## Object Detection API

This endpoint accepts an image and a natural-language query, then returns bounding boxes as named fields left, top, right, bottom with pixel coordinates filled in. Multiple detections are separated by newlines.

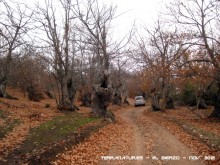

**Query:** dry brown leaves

left=136, top=115, right=155, bottom=158
left=53, top=113, right=133, bottom=165
left=147, top=108, right=220, bottom=165
left=0, top=122, right=40, bottom=156
left=164, top=107, right=220, bottom=136
left=0, top=88, right=60, bottom=157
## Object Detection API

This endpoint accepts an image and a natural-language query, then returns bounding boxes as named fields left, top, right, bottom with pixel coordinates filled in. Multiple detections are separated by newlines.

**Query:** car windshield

left=135, top=96, right=144, bottom=100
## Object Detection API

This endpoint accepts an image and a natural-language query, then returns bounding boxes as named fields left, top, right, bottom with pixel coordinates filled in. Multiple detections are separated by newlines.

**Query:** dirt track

left=101, top=106, right=205, bottom=165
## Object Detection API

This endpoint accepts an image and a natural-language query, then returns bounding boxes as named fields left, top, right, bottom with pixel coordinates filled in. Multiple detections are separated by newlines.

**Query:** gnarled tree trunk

left=67, top=78, right=77, bottom=111
left=81, top=91, right=92, bottom=107
left=210, top=82, right=220, bottom=118
left=57, top=77, right=78, bottom=111
left=165, top=97, right=175, bottom=109
left=0, top=76, right=7, bottom=98
left=196, top=89, right=207, bottom=109
left=151, top=88, right=160, bottom=111
left=92, top=70, right=113, bottom=119
left=112, top=83, right=122, bottom=105
left=123, top=96, right=130, bottom=105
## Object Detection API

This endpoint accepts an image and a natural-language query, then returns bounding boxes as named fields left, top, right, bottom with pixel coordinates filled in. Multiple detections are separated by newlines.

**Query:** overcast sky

left=108, top=0, right=170, bottom=38
left=111, top=0, right=168, bottom=24
left=2, top=0, right=171, bottom=42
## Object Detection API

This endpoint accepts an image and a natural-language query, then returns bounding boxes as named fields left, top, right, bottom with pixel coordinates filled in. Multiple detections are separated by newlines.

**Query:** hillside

left=0, top=89, right=219, bottom=164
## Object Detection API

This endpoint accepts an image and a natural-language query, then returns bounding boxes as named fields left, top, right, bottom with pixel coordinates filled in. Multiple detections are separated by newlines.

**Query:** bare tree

left=169, top=0, right=220, bottom=118
left=0, top=0, right=33, bottom=98
left=73, top=0, right=116, bottom=120
left=135, top=21, right=191, bottom=110
left=111, top=56, right=130, bottom=105
left=34, top=0, right=77, bottom=110
left=9, top=46, right=47, bottom=100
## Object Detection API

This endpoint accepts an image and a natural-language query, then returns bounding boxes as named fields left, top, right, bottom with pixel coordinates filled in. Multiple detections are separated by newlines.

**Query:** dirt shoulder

left=104, top=106, right=205, bottom=165
left=0, top=95, right=107, bottom=164
left=2, top=93, right=218, bottom=165
left=54, top=105, right=208, bottom=165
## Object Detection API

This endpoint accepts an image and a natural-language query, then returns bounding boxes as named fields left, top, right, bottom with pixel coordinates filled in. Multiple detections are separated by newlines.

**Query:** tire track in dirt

left=120, top=108, right=152, bottom=165
left=53, top=105, right=206, bottom=165
left=116, top=106, right=206, bottom=165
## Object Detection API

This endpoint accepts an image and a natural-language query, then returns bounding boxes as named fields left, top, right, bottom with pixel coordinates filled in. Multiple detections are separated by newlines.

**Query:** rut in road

left=55, top=106, right=206, bottom=165
left=101, top=106, right=205, bottom=165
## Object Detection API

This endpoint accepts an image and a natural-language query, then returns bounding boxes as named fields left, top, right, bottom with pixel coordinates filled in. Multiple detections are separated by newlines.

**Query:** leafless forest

left=0, top=0, right=220, bottom=164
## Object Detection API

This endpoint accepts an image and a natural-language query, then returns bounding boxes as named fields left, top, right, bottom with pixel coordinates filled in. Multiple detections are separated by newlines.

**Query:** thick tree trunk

left=81, top=91, right=92, bottom=107
left=0, top=84, right=6, bottom=98
left=45, top=88, right=54, bottom=99
left=196, top=90, right=207, bottom=109
left=92, top=70, right=114, bottom=121
left=123, top=96, right=130, bottom=105
left=210, top=83, right=220, bottom=118
left=161, top=83, right=167, bottom=110
left=60, top=78, right=67, bottom=108
left=165, top=97, right=175, bottom=109
left=112, top=93, right=122, bottom=105
left=196, top=97, right=207, bottom=109
left=0, top=76, right=7, bottom=98
left=67, top=78, right=77, bottom=111
left=161, top=80, right=175, bottom=110
left=92, top=85, right=112, bottom=117
left=57, top=77, right=78, bottom=111
left=151, top=88, right=160, bottom=111
left=112, top=83, right=122, bottom=105
left=152, top=94, right=160, bottom=111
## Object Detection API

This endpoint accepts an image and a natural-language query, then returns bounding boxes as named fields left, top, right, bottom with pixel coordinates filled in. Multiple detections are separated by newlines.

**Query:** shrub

left=181, top=83, right=197, bottom=106
left=27, top=84, right=44, bottom=102
left=205, top=84, right=218, bottom=105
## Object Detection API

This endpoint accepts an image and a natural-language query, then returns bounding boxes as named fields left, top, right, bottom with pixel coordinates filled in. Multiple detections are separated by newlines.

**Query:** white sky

left=111, top=0, right=167, bottom=24
left=31, top=0, right=171, bottom=39
left=108, top=0, right=170, bottom=38
left=1, top=0, right=171, bottom=42
left=15, top=0, right=170, bottom=28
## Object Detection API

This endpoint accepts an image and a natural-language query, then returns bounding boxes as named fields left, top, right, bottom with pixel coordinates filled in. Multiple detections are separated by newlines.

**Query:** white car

left=134, top=96, right=145, bottom=107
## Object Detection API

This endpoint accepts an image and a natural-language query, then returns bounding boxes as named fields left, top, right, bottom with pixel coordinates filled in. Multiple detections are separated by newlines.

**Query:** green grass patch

left=0, top=109, right=21, bottom=139
left=5, top=112, right=106, bottom=164
left=22, top=112, right=99, bottom=153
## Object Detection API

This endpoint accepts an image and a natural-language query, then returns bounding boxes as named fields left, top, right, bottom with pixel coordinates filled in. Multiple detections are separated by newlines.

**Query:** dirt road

left=55, top=105, right=209, bottom=164
left=101, top=106, right=205, bottom=165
